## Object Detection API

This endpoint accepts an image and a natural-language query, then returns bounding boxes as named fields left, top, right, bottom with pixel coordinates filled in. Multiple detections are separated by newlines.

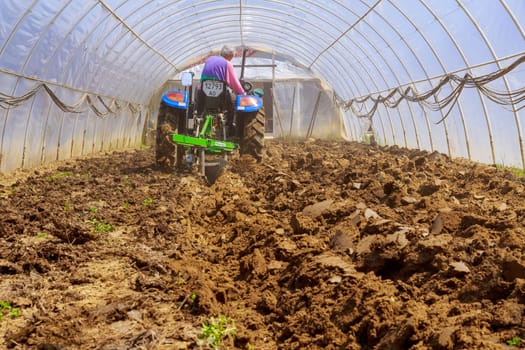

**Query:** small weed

left=496, top=164, right=525, bottom=178
left=1, top=185, right=15, bottom=198
left=64, top=200, right=71, bottom=212
left=85, top=218, right=114, bottom=233
left=121, top=202, right=130, bottom=209
left=173, top=272, right=186, bottom=286
left=82, top=207, right=98, bottom=215
left=509, top=168, right=525, bottom=178
left=94, top=222, right=114, bottom=233
left=198, top=315, right=236, bottom=349
left=507, top=336, right=522, bottom=347
left=0, top=301, right=20, bottom=321
left=47, top=171, right=71, bottom=181
left=143, top=198, right=154, bottom=206
left=35, top=232, right=48, bottom=238
left=8, top=308, right=20, bottom=318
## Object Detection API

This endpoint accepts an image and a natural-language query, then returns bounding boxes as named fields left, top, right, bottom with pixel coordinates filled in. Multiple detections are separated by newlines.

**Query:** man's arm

left=224, top=60, right=245, bottom=95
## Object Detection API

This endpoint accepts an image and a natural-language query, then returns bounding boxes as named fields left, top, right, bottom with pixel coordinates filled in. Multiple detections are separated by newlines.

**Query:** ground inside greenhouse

left=1, top=139, right=525, bottom=349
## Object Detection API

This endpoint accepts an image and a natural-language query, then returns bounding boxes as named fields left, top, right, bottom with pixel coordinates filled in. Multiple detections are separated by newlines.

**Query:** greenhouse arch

left=0, top=0, right=524, bottom=172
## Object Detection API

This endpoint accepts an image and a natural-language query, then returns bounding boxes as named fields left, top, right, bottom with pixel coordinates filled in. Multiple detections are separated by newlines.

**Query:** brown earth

left=1, top=139, right=525, bottom=349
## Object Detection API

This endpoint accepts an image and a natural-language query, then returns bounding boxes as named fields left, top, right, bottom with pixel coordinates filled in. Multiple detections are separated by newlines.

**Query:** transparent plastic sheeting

left=343, top=55, right=525, bottom=169
left=0, top=1, right=524, bottom=173
left=152, top=75, right=342, bottom=142
left=173, top=57, right=343, bottom=140
left=271, top=81, right=342, bottom=140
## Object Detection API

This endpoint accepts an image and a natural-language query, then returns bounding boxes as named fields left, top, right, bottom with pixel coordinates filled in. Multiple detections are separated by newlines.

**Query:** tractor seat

left=199, top=79, right=228, bottom=113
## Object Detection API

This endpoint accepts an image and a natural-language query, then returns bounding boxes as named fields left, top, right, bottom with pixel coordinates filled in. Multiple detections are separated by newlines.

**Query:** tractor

left=155, top=50, right=265, bottom=184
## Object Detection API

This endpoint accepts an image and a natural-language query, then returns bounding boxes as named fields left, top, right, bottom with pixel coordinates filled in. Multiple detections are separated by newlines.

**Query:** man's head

left=220, top=45, right=234, bottom=61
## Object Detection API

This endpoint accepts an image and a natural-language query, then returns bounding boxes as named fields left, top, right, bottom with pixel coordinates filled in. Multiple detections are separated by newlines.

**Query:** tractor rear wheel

left=155, top=102, right=186, bottom=170
left=240, top=107, right=265, bottom=161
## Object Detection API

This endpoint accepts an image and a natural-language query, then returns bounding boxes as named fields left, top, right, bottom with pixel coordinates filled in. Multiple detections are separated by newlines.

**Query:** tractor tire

left=240, top=107, right=265, bottom=161
left=155, top=102, right=186, bottom=170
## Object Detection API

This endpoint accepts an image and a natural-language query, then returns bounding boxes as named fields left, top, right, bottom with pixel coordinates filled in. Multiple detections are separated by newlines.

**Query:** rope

left=341, top=54, right=525, bottom=123
left=0, top=83, right=142, bottom=117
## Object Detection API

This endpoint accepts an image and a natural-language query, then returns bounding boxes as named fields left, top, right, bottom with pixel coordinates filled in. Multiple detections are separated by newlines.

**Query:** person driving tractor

left=196, top=45, right=246, bottom=137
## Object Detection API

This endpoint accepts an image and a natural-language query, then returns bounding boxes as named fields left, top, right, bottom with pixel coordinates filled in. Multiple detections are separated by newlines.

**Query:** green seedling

left=1, top=185, right=15, bottom=197
left=94, top=222, right=114, bottom=233
left=173, top=272, right=186, bottom=286
left=85, top=218, right=114, bottom=233
left=47, top=171, right=71, bottom=181
left=0, top=301, right=20, bottom=321
left=507, top=336, right=522, bottom=347
left=509, top=167, right=525, bottom=178
left=35, top=232, right=48, bottom=238
left=143, top=198, right=154, bottom=206
left=83, top=207, right=98, bottom=215
left=496, top=164, right=525, bottom=178
left=199, top=315, right=236, bottom=349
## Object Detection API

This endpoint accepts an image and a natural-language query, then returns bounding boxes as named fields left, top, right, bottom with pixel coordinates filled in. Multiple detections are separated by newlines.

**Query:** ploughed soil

left=1, top=139, right=525, bottom=350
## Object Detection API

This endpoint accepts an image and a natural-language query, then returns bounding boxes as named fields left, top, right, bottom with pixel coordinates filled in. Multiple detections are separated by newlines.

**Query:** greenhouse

left=1, top=1, right=525, bottom=349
